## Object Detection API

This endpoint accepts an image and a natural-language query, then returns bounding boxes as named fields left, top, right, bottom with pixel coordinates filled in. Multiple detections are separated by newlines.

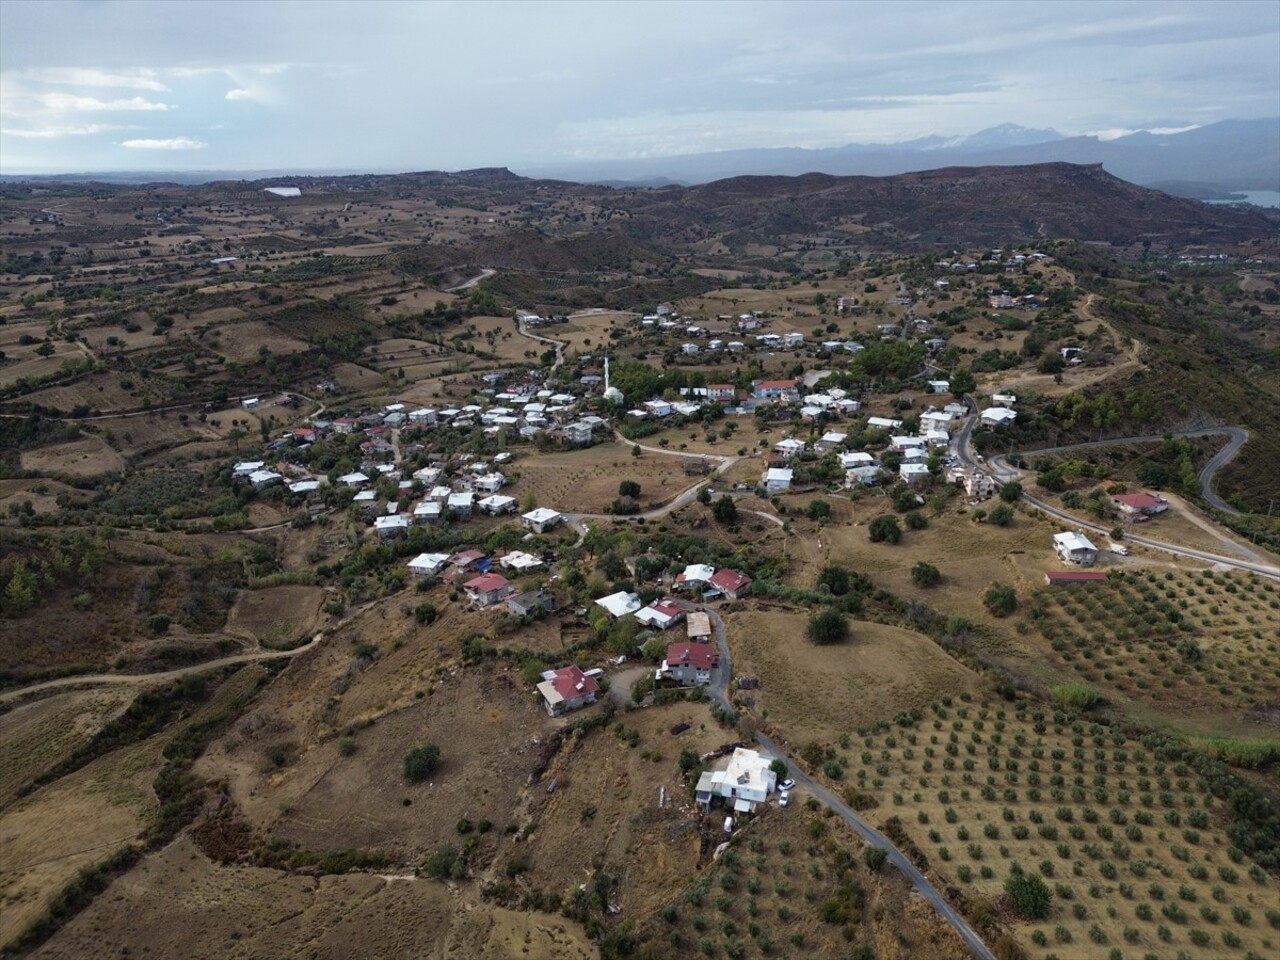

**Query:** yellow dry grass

left=19, top=435, right=125, bottom=477
left=725, top=607, right=981, bottom=744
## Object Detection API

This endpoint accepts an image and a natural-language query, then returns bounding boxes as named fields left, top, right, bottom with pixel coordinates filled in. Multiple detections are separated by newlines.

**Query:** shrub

left=1004, top=871, right=1052, bottom=919
left=1050, top=684, right=1102, bottom=710
left=911, top=561, right=941, bottom=587
left=984, top=583, right=1018, bottom=618
left=864, top=847, right=888, bottom=872
left=403, top=744, right=441, bottom=781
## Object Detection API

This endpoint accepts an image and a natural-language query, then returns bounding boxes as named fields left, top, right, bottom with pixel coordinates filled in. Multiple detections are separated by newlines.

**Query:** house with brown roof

left=537, top=665, right=599, bottom=716
left=448, top=549, right=487, bottom=576
left=686, top=611, right=712, bottom=641
left=709, top=568, right=752, bottom=599
left=634, top=599, right=685, bottom=631
left=658, top=642, right=720, bottom=686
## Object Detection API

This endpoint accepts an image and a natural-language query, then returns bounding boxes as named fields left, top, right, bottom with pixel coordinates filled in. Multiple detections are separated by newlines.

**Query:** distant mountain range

left=516, top=119, right=1280, bottom=196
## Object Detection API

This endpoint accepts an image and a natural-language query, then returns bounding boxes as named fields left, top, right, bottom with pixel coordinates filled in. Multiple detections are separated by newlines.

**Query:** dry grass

left=18, top=435, right=125, bottom=478
left=724, top=607, right=981, bottom=745
left=509, top=442, right=697, bottom=514
left=225, top=586, right=326, bottom=648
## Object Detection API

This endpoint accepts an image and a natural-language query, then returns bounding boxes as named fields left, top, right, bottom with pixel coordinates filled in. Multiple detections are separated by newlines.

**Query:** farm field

left=1029, top=568, right=1280, bottom=740
left=811, top=694, right=1280, bottom=960
left=18, top=434, right=125, bottom=477
left=724, top=607, right=982, bottom=743
left=225, top=585, right=327, bottom=648
left=632, top=805, right=974, bottom=960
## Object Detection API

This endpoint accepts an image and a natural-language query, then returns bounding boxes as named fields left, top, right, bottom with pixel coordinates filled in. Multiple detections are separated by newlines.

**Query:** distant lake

left=1205, top=190, right=1280, bottom=209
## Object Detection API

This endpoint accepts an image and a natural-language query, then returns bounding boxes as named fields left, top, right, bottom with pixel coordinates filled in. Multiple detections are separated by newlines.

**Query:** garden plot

left=508, top=442, right=696, bottom=514
left=1031, top=569, right=1280, bottom=738
left=815, top=695, right=1280, bottom=960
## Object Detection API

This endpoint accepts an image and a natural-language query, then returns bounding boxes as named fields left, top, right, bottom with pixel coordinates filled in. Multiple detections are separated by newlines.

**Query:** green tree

left=712, top=495, right=738, bottom=524
left=807, top=608, right=850, bottom=645
left=679, top=748, right=702, bottom=773
left=404, top=743, right=442, bottom=781
left=414, top=602, right=438, bottom=625
left=619, top=480, right=641, bottom=498
left=911, top=561, right=941, bottom=587
left=641, top=636, right=667, bottom=661
left=1005, top=870, right=1053, bottom=919
left=3, top=559, right=38, bottom=612
left=984, top=583, right=1018, bottom=618
left=864, top=847, right=889, bottom=872
left=868, top=515, right=901, bottom=544
left=816, top=564, right=850, bottom=595
left=807, top=499, right=831, bottom=521
left=999, top=481, right=1023, bottom=503
left=988, top=504, right=1014, bottom=527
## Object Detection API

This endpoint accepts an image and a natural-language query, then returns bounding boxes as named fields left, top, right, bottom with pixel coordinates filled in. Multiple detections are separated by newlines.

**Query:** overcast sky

left=1, top=0, right=1277, bottom=173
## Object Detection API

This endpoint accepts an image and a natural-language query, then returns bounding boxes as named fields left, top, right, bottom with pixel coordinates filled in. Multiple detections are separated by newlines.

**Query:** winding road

left=687, top=602, right=996, bottom=960
left=955, top=404, right=1279, bottom=581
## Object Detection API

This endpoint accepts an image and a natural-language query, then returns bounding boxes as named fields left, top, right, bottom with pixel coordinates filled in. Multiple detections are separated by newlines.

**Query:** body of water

left=1205, top=190, right=1280, bottom=209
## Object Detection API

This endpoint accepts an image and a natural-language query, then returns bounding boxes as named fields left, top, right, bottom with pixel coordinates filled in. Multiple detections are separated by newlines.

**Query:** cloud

left=17, top=68, right=169, bottom=92
left=0, top=123, right=123, bottom=139
left=225, top=88, right=254, bottom=101
left=121, top=137, right=207, bottom=150
left=36, top=93, right=173, bottom=112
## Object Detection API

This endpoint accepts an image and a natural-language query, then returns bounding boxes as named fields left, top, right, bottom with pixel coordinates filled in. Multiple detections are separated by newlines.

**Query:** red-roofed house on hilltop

left=1110, top=492, right=1169, bottom=516
left=658, top=642, right=720, bottom=686
left=464, top=572, right=513, bottom=606
left=537, top=665, right=599, bottom=716
left=710, top=568, right=753, bottom=600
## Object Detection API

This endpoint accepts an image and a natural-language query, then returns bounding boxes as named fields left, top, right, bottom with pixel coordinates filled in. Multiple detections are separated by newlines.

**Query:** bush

left=619, top=480, right=641, bottom=498
left=984, top=583, right=1018, bottom=617
left=988, top=504, right=1014, bottom=527
left=712, top=496, right=738, bottom=523
left=807, top=500, right=831, bottom=521
left=1000, top=482, right=1023, bottom=503
left=1050, top=684, right=1102, bottom=710
left=807, top=609, right=850, bottom=645
left=864, top=847, right=888, bottom=872
left=816, top=565, right=851, bottom=595
left=911, top=561, right=941, bottom=587
left=403, top=744, right=441, bottom=781
left=414, top=602, right=438, bottom=625
left=905, top=510, right=928, bottom=530
left=1005, top=871, right=1052, bottom=919
left=868, top=515, right=901, bottom=544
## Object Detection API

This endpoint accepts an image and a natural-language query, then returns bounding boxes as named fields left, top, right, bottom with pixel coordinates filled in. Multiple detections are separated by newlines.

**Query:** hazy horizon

left=2, top=0, right=1278, bottom=175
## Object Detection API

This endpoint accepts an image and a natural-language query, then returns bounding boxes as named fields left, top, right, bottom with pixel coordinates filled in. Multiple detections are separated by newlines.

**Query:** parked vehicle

left=779, top=790, right=791, bottom=807
left=779, top=778, right=796, bottom=791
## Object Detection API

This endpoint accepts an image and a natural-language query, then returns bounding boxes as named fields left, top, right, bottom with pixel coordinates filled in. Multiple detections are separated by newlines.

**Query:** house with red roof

left=449, top=549, right=487, bottom=576
left=537, top=665, right=599, bottom=716
left=710, top=568, right=753, bottom=600
left=658, top=642, right=720, bottom=686
left=463, top=572, right=513, bottom=606
left=1044, top=570, right=1109, bottom=586
left=1110, top=492, right=1169, bottom=516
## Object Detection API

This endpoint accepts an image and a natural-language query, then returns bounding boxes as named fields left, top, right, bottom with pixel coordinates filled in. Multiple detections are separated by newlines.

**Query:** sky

left=1, top=0, right=1277, bottom=174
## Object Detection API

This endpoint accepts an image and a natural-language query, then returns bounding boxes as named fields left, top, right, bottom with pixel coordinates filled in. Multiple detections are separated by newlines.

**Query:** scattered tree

left=404, top=743, right=442, bottom=781
left=712, top=495, right=738, bottom=524
left=807, top=499, right=831, bottom=521
left=1000, top=481, right=1023, bottom=503
left=989, top=504, right=1015, bottom=527
left=868, top=515, right=901, bottom=544
left=807, top=608, right=850, bottom=645
left=618, top=480, right=641, bottom=498
left=911, top=561, right=942, bottom=587
left=816, top=564, right=851, bottom=596
left=984, top=582, right=1018, bottom=617
left=1005, top=870, right=1053, bottom=919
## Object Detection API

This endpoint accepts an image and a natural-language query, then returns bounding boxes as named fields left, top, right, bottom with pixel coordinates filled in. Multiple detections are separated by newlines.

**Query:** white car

left=779, top=790, right=791, bottom=807
left=779, top=778, right=796, bottom=791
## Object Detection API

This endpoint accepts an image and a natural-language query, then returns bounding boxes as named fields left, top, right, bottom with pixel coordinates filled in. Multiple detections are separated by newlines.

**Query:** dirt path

left=445, top=267, right=495, bottom=292
left=515, top=319, right=567, bottom=375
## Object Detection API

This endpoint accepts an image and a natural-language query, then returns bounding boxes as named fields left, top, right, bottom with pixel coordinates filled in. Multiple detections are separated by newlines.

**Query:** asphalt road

left=687, top=603, right=996, bottom=960
left=954, top=407, right=1279, bottom=581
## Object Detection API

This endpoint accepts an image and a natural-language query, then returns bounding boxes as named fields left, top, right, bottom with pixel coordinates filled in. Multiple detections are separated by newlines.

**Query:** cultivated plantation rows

left=831, top=696, right=1280, bottom=959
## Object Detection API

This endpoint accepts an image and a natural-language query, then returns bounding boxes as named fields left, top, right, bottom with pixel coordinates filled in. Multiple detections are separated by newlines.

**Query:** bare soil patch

left=226, top=585, right=326, bottom=647
left=19, top=435, right=124, bottom=477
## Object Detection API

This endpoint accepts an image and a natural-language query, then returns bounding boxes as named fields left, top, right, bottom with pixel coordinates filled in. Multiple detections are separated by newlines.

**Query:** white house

left=248, top=470, right=283, bottom=491
left=473, top=472, right=506, bottom=494
left=992, top=393, right=1018, bottom=407
left=900, top=462, right=931, bottom=485
left=980, top=407, right=1018, bottom=427
left=478, top=494, right=518, bottom=515
left=373, top=514, right=410, bottom=538
left=406, top=552, right=450, bottom=577
left=522, top=507, right=564, bottom=533
left=763, top=468, right=793, bottom=494
left=595, top=591, right=642, bottom=619
left=674, top=564, right=716, bottom=591
left=233, top=460, right=266, bottom=477
left=694, top=747, right=779, bottom=814
left=498, top=551, right=543, bottom=573
left=634, top=599, right=685, bottom=631
left=1054, top=531, right=1099, bottom=566
left=337, top=471, right=370, bottom=487
left=866, top=416, right=903, bottom=431
left=838, top=451, right=875, bottom=470
left=927, top=380, right=951, bottom=394
left=447, top=491, right=474, bottom=517
left=920, top=411, right=952, bottom=435
left=414, top=500, right=442, bottom=524
left=774, top=438, right=806, bottom=459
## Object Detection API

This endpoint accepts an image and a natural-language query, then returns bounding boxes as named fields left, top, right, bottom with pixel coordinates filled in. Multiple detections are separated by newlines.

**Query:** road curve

left=689, top=603, right=995, bottom=960
left=955, top=406, right=1277, bottom=578
left=1006, top=427, right=1249, bottom=517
